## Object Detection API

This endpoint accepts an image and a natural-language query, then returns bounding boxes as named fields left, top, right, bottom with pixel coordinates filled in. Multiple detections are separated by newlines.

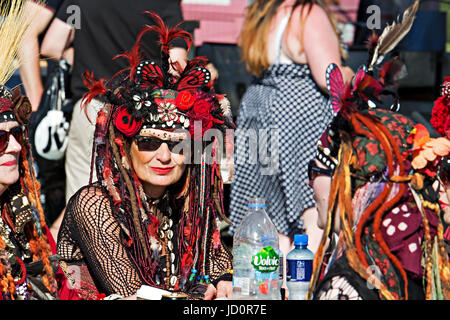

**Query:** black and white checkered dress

left=229, top=62, right=333, bottom=236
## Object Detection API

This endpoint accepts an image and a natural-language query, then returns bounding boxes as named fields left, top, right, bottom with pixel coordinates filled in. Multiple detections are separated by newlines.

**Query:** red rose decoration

left=430, top=96, right=449, bottom=137
left=175, top=90, right=196, bottom=111
left=113, top=105, right=142, bottom=137
left=193, top=99, right=212, bottom=116
left=0, top=98, right=13, bottom=113
left=188, top=99, right=214, bottom=138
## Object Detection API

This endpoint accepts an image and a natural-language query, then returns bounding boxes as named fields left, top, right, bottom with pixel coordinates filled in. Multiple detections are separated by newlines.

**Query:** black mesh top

left=57, top=183, right=232, bottom=298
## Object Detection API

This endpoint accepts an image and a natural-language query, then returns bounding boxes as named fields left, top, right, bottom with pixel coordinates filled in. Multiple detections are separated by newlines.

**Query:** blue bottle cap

left=294, top=234, right=308, bottom=246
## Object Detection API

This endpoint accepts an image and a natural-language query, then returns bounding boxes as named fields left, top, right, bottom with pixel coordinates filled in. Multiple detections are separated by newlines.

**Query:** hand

left=203, top=284, right=217, bottom=300
left=206, top=62, right=219, bottom=85
left=216, top=280, right=232, bottom=299
left=168, top=47, right=188, bottom=78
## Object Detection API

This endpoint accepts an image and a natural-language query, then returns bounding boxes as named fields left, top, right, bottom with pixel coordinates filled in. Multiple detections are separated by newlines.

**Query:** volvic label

left=287, top=259, right=312, bottom=282
left=251, top=246, right=279, bottom=273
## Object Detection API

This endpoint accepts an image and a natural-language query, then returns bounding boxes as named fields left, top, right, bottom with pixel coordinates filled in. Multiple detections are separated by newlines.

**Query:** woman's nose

left=6, top=134, right=22, bottom=154
left=155, top=142, right=172, bottom=163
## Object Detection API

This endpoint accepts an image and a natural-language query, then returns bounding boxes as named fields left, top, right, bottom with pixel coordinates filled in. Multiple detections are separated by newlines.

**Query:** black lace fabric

left=57, top=183, right=232, bottom=298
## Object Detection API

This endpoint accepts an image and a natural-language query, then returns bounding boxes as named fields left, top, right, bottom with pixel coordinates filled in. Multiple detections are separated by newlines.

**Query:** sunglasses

left=0, top=126, right=23, bottom=153
left=308, top=160, right=333, bottom=181
left=134, top=136, right=189, bottom=154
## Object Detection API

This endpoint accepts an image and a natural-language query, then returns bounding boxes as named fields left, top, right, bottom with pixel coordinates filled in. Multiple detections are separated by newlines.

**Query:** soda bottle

left=286, top=234, right=314, bottom=300
left=232, top=198, right=281, bottom=300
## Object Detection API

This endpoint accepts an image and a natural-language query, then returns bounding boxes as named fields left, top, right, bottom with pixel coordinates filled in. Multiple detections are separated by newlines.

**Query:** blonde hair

left=239, top=0, right=341, bottom=77
left=0, top=0, right=31, bottom=85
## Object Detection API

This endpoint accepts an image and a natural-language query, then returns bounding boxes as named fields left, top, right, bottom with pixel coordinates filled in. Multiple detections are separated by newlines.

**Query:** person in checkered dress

left=229, top=0, right=354, bottom=254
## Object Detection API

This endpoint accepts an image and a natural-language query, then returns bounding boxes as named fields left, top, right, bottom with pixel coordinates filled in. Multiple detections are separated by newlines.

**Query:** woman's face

left=0, top=121, right=22, bottom=193
left=307, top=159, right=332, bottom=231
left=130, top=128, right=187, bottom=198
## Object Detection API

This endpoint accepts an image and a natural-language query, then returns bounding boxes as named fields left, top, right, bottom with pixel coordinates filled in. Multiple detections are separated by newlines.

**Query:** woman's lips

left=1, top=160, right=16, bottom=167
left=151, top=166, right=174, bottom=175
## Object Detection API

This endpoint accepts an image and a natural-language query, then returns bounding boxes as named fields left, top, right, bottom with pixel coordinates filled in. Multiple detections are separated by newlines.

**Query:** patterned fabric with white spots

left=380, top=193, right=438, bottom=279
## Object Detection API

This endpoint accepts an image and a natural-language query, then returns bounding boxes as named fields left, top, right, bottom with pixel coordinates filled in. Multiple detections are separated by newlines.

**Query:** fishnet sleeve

left=206, top=237, right=233, bottom=284
left=58, top=185, right=142, bottom=297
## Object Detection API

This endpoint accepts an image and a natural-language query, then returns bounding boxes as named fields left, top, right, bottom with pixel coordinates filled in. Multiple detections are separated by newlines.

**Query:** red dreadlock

left=19, top=130, right=58, bottom=295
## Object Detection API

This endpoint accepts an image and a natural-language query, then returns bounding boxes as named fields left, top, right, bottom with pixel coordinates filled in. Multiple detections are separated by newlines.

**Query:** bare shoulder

left=292, top=3, right=332, bottom=27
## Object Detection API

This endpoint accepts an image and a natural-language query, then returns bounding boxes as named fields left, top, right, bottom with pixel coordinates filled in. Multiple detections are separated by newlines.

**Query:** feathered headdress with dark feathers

left=367, top=0, right=419, bottom=72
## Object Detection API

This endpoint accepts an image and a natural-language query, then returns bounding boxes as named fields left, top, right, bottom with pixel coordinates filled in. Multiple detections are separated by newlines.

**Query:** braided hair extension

left=19, top=127, right=58, bottom=295
left=108, top=123, right=149, bottom=259
left=0, top=124, right=57, bottom=298
left=351, top=112, right=410, bottom=299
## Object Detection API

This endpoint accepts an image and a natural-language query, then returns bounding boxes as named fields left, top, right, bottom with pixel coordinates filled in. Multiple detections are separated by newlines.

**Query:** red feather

left=82, top=71, right=107, bottom=123
left=137, top=11, right=192, bottom=55
left=113, top=41, right=143, bottom=81
left=352, top=70, right=383, bottom=99
left=82, top=71, right=107, bottom=98
left=378, top=59, right=407, bottom=86
left=365, top=30, right=379, bottom=52
left=185, top=56, right=209, bottom=69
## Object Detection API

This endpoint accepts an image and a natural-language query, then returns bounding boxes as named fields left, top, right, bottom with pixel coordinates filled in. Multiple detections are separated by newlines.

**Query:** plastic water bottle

left=278, top=251, right=287, bottom=300
left=286, top=234, right=314, bottom=300
left=232, top=198, right=281, bottom=300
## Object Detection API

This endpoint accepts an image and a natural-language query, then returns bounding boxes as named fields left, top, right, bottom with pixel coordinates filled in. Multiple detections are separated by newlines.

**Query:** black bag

left=29, top=59, right=73, bottom=225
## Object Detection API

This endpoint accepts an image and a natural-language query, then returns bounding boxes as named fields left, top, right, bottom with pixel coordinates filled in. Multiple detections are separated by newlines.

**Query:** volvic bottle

left=232, top=198, right=281, bottom=300
left=286, top=234, right=314, bottom=300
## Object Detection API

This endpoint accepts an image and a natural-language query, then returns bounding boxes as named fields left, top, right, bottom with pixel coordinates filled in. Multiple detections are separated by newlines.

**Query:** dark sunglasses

left=308, top=159, right=333, bottom=181
left=0, top=126, right=23, bottom=153
left=134, top=136, right=189, bottom=154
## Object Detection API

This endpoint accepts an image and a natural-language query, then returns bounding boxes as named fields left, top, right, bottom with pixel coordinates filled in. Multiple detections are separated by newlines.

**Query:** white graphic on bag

left=35, top=110, right=69, bottom=160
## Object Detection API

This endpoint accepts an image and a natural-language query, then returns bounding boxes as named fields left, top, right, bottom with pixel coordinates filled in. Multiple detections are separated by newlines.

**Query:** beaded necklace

left=145, top=192, right=178, bottom=290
